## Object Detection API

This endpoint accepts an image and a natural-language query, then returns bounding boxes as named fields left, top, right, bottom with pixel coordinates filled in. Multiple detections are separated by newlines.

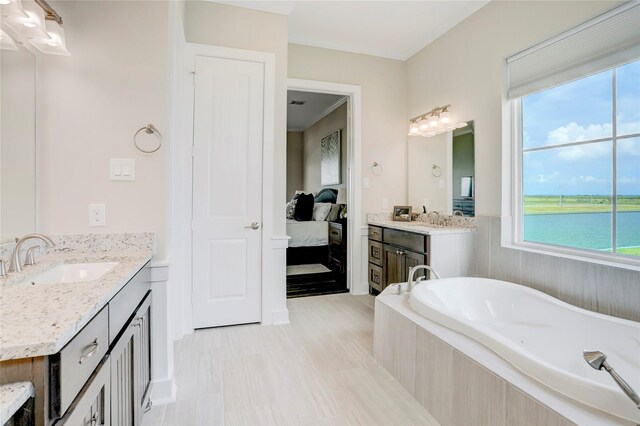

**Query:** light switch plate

left=110, top=159, right=135, bottom=181
left=89, top=204, right=106, bottom=227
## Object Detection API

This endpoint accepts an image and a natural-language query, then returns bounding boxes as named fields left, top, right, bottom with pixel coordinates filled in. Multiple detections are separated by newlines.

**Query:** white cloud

left=619, top=176, right=639, bottom=184
left=618, top=139, right=640, bottom=156
left=569, top=175, right=608, bottom=185
left=536, top=171, right=560, bottom=183
left=556, top=143, right=610, bottom=161
left=546, top=122, right=611, bottom=146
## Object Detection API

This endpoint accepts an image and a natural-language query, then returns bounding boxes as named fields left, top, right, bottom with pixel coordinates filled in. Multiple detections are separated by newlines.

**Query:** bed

left=286, top=188, right=338, bottom=266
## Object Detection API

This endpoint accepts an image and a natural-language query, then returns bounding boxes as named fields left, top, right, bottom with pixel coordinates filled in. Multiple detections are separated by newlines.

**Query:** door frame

left=287, top=78, right=365, bottom=295
left=171, top=43, right=276, bottom=337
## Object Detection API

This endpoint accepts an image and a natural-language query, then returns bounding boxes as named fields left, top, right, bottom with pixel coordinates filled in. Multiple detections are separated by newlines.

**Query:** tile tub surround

left=0, top=233, right=155, bottom=360
left=367, top=212, right=477, bottom=235
left=476, top=216, right=640, bottom=323
left=0, top=381, right=34, bottom=425
left=374, top=289, right=633, bottom=426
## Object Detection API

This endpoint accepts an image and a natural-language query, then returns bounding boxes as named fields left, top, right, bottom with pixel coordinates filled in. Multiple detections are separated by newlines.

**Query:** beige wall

left=408, top=133, right=448, bottom=213
left=286, top=131, right=303, bottom=199
left=185, top=1, right=288, bottom=235
left=406, top=0, right=623, bottom=217
left=288, top=43, right=407, bottom=219
left=38, top=1, right=169, bottom=256
left=302, top=102, right=348, bottom=194
left=1, top=48, right=36, bottom=241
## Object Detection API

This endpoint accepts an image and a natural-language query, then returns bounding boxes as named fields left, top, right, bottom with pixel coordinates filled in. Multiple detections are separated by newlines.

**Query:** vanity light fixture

left=1, top=0, right=69, bottom=55
left=4, top=0, right=48, bottom=39
left=0, top=0, right=28, bottom=19
left=408, top=105, right=467, bottom=138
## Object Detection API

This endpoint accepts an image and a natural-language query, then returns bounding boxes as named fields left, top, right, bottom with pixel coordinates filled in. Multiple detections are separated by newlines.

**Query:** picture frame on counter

left=393, top=205, right=412, bottom=222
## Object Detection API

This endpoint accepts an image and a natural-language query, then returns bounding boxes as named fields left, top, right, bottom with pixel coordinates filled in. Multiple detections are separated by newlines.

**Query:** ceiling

left=213, top=1, right=490, bottom=60
left=287, top=90, right=346, bottom=131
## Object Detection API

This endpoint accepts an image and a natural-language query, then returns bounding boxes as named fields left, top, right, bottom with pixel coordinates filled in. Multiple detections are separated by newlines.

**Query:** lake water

left=524, top=211, right=640, bottom=251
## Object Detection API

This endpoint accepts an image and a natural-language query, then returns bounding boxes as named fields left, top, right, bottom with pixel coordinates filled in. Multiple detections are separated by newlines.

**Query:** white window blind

left=507, top=2, right=640, bottom=99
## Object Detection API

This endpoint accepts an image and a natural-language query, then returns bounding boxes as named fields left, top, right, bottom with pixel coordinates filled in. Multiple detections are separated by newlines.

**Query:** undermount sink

left=29, top=262, right=118, bottom=285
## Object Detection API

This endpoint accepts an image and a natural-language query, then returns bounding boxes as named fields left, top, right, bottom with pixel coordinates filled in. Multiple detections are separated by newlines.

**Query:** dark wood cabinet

left=368, top=225, right=429, bottom=293
left=328, top=221, right=347, bottom=284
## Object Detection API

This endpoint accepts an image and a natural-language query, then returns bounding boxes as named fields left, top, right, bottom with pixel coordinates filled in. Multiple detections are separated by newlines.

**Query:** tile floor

left=143, top=293, right=439, bottom=425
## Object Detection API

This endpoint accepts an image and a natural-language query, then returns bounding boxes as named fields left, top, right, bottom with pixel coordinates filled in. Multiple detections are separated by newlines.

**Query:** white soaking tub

left=408, top=277, right=640, bottom=423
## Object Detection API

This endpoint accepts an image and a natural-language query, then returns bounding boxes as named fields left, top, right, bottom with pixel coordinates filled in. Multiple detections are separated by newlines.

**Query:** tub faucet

left=9, top=234, right=56, bottom=274
left=406, top=265, right=441, bottom=293
left=583, top=350, right=640, bottom=410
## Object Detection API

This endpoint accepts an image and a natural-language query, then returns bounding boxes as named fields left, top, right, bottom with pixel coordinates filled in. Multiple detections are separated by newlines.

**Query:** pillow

left=313, top=203, right=332, bottom=221
left=315, top=188, right=338, bottom=203
left=294, top=193, right=314, bottom=221
left=326, top=204, right=342, bottom=222
left=285, top=193, right=301, bottom=219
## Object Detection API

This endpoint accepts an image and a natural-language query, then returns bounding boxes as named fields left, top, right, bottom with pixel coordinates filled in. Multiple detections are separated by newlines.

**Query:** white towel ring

left=134, top=124, right=162, bottom=154
left=432, top=164, right=442, bottom=177
left=371, top=161, right=383, bottom=176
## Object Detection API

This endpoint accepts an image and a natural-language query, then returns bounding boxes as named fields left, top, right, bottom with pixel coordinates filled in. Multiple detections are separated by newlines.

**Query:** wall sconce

left=408, top=105, right=467, bottom=138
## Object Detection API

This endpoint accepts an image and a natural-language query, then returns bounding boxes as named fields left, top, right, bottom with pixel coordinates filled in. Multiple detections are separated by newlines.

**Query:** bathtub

left=408, top=277, right=640, bottom=423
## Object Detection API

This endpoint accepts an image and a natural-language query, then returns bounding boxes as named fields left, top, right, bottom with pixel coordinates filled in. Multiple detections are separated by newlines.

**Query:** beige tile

left=389, top=309, right=417, bottom=394
left=506, top=385, right=567, bottom=426
left=451, top=349, right=507, bottom=426
left=415, top=327, right=454, bottom=425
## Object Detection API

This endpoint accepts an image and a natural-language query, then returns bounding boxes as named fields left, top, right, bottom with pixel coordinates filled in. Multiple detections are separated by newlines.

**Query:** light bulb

left=440, top=110, right=450, bottom=125
left=409, top=123, right=420, bottom=134
left=428, top=114, right=439, bottom=127
left=419, top=119, right=429, bottom=131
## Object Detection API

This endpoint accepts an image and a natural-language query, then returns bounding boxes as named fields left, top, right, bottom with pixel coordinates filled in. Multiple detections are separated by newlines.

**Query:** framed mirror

left=408, top=121, right=475, bottom=217
left=1, top=45, right=37, bottom=242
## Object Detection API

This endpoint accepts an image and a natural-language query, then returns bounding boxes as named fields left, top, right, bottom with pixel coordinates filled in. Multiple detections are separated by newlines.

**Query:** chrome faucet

left=406, top=264, right=441, bottom=293
left=9, top=234, right=56, bottom=273
left=583, top=350, right=640, bottom=410
left=427, top=211, right=440, bottom=225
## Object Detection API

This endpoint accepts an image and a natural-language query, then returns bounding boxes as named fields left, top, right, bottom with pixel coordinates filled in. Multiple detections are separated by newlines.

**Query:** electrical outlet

left=363, top=177, right=370, bottom=189
left=438, top=179, right=445, bottom=190
left=89, top=204, right=106, bottom=227
left=382, top=198, right=388, bottom=210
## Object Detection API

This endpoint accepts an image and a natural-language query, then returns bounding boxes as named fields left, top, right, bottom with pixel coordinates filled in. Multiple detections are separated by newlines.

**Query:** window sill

left=501, top=240, right=640, bottom=272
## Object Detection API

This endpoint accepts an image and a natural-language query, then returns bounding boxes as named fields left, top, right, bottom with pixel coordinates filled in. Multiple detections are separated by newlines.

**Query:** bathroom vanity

left=0, top=234, right=155, bottom=425
left=367, top=215, right=476, bottom=293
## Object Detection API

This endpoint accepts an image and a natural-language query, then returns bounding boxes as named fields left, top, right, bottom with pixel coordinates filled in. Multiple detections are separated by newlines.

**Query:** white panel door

left=192, top=55, right=264, bottom=328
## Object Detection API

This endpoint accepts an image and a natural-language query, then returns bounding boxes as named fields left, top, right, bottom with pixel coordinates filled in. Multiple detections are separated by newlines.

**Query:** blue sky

left=522, top=60, right=640, bottom=196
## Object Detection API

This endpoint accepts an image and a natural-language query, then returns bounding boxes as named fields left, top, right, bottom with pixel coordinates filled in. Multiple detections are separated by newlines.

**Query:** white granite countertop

left=0, top=233, right=154, bottom=361
left=0, top=381, right=34, bottom=424
left=367, top=218, right=476, bottom=235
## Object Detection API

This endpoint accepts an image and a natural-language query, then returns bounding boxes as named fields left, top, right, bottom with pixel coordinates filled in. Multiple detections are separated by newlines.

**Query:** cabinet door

left=58, top=358, right=110, bottom=426
left=110, top=319, right=136, bottom=426
left=382, top=244, right=403, bottom=288
left=133, top=293, right=152, bottom=424
left=401, top=250, right=427, bottom=282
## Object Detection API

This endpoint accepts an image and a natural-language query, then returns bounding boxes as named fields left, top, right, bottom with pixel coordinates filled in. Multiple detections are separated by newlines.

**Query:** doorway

left=287, top=79, right=364, bottom=297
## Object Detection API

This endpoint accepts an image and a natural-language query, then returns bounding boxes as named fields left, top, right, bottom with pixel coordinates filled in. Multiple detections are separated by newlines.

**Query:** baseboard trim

left=150, top=377, right=177, bottom=405
left=271, top=308, right=290, bottom=325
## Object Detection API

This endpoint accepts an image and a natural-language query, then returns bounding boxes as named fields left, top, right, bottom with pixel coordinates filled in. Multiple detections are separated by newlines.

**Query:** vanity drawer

left=383, top=228, right=428, bottom=254
left=50, top=307, right=109, bottom=418
left=368, top=240, right=383, bottom=266
left=368, top=263, right=383, bottom=292
left=109, top=262, right=151, bottom=344
left=368, top=226, right=382, bottom=242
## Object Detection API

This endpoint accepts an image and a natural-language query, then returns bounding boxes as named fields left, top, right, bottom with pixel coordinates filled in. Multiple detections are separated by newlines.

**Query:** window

left=518, top=60, right=640, bottom=257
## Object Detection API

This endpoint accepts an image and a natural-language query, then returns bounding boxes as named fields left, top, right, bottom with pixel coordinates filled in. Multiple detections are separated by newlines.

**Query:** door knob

left=245, top=222, right=260, bottom=230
